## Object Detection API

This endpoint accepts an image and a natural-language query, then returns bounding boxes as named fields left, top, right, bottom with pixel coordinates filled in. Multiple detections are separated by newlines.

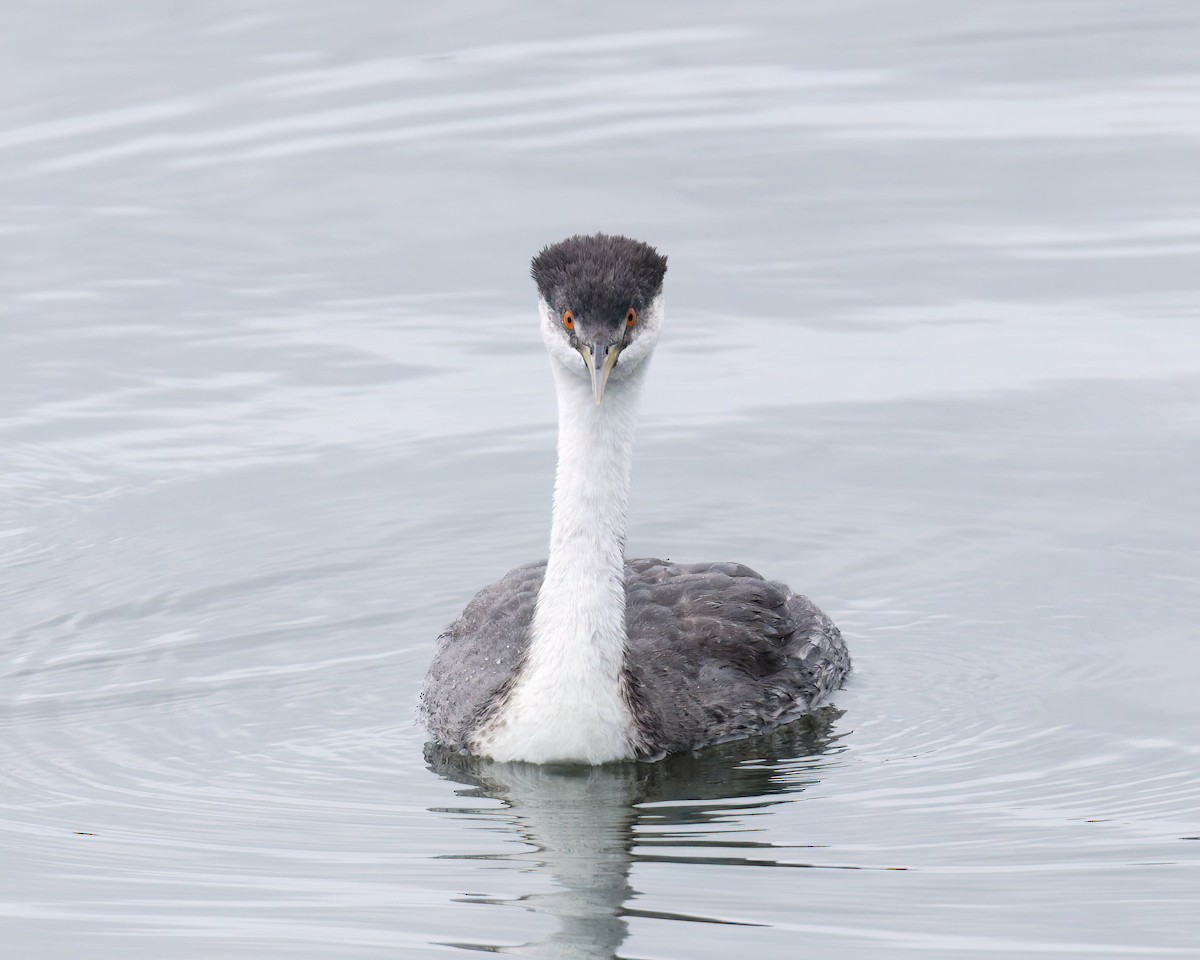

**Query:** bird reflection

left=425, top=708, right=844, bottom=959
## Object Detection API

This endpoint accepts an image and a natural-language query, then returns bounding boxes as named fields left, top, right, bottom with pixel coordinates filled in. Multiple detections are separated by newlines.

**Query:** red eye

left=562, top=310, right=575, bottom=330
left=626, top=307, right=637, bottom=327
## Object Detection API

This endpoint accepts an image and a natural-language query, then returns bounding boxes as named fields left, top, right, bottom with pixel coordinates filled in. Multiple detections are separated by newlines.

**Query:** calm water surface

left=3, top=2, right=1199, bottom=957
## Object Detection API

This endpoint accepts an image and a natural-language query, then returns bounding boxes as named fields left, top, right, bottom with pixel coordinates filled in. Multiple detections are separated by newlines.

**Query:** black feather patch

left=530, top=234, right=668, bottom=329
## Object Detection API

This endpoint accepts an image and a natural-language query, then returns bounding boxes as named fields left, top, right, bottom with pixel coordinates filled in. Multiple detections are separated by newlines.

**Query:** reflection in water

left=426, top=710, right=843, bottom=958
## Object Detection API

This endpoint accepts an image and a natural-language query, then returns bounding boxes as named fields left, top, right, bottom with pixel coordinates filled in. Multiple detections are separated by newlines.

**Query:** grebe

left=420, top=233, right=849, bottom=763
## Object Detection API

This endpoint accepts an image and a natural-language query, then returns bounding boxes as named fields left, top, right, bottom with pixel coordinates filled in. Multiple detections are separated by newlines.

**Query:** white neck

left=472, top=359, right=647, bottom=763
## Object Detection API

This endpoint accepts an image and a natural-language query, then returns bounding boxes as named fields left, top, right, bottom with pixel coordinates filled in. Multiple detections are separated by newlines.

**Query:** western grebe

left=420, top=233, right=849, bottom=764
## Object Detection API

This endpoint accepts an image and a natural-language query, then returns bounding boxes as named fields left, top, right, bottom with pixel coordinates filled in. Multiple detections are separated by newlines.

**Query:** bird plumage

left=421, top=558, right=848, bottom=758
left=419, top=233, right=849, bottom=763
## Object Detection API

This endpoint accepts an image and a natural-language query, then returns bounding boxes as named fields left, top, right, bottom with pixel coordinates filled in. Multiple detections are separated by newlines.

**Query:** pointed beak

left=580, top=343, right=621, bottom=405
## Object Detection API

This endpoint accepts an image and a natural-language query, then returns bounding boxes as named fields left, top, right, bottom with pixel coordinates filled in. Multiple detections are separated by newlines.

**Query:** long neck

left=472, top=360, right=646, bottom=764
left=542, top=360, right=642, bottom=616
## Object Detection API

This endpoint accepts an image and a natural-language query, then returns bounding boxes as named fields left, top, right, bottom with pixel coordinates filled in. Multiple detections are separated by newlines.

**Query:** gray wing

left=420, top=557, right=850, bottom=756
left=623, top=558, right=850, bottom=754
left=419, top=560, right=544, bottom=749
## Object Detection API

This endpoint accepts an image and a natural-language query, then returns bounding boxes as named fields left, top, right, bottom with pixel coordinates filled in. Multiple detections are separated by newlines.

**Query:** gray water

left=3, top=2, right=1199, bottom=957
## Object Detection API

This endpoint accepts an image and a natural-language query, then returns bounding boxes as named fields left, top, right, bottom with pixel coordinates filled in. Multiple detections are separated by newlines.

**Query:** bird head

left=531, top=233, right=668, bottom=404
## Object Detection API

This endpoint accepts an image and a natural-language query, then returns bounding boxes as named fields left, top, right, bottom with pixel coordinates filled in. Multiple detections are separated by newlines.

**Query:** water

left=3, top=2, right=1199, bottom=957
